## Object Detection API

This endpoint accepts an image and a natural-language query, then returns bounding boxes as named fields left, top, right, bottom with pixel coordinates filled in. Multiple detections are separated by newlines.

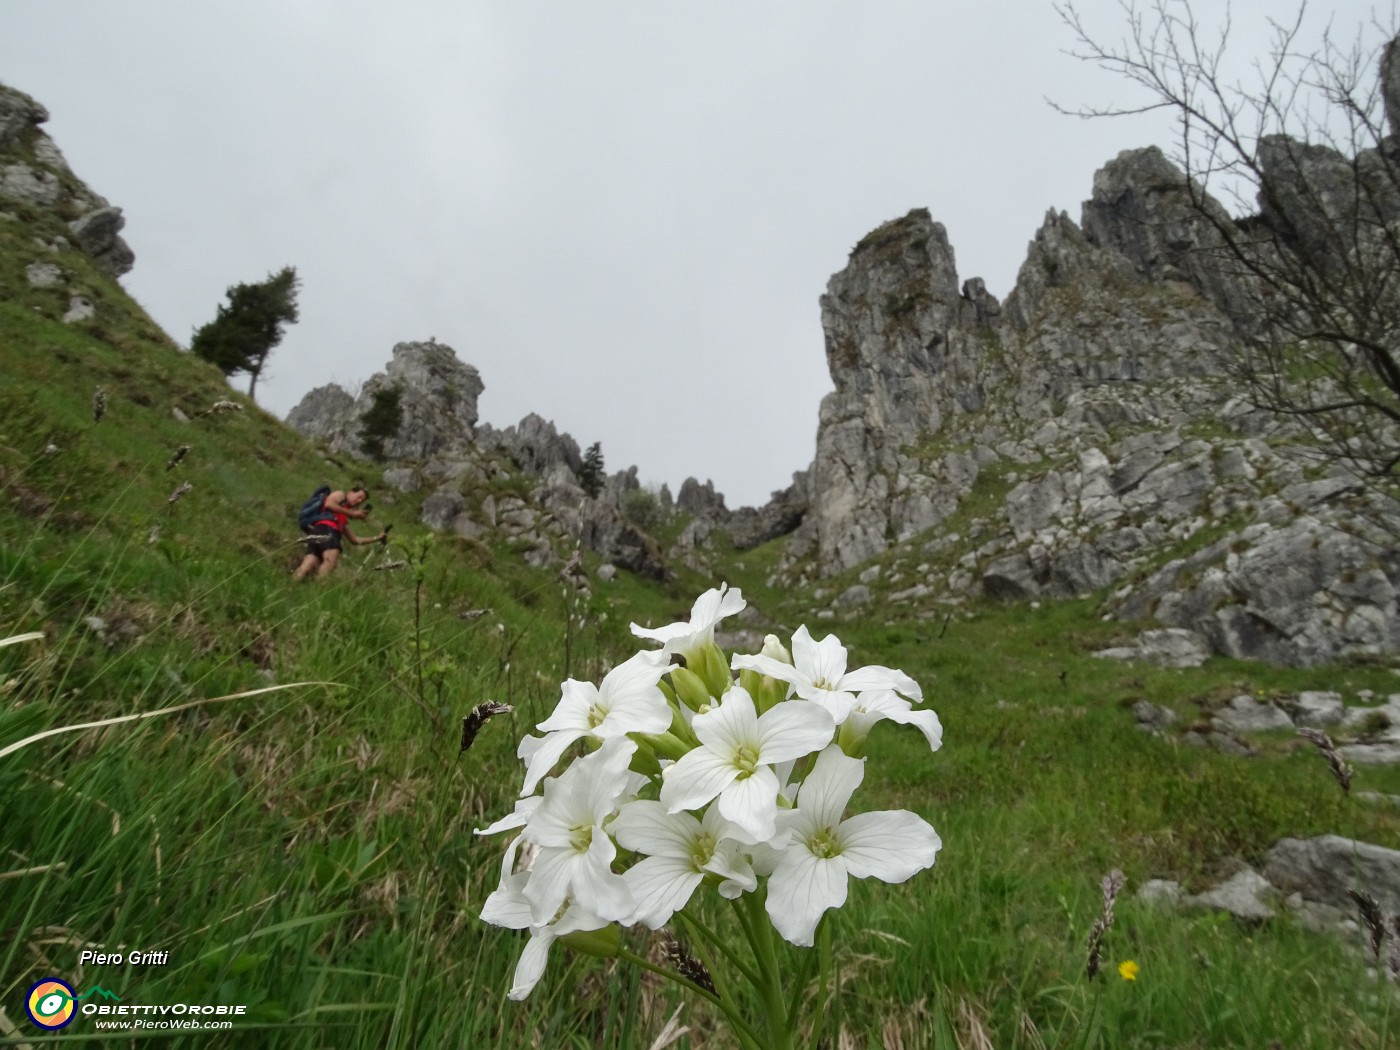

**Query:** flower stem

left=807, top=918, right=833, bottom=1050
left=676, top=908, right=760, bottom=987
left=616, top=948, right=764, bottom=1050
left=745, top=890, right=796, bottom=1050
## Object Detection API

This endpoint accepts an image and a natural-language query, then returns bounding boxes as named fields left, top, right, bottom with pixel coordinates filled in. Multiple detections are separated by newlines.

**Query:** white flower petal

left=690, top=584, right=746, bottom=632
left=840, top=665, right=923, bottom=702
left=792, top=684, right=857, bottom=723
left=581, top=738, right=640, bottom=822
left=882, top=706, right=942, bottom=751
left=576, top=831, right=632, bottom=921
left=630, top=584, right=745, bottom=655
left=476, top=795, right=542, bottom=837
left=481, top=885, right=532, bottom=929
left=508, top=929, right=556, bottom=1000
left=767, top=851, right=848, bottom=947
left=808, top=631, right=849, bottom=688
left=538, top=679, right=597, bottom=734
left=595, top=692, right=672, bottom=738
left=705, top=841, right=758, bottom=897
left=691, top=687, right=758, bottom=753
left=730, top=651, right=801, bottom=686
left=794, top=746, right=864, bottom=829
left=839, top=811, right=942, bottom=883
left=622, top=855, right=703, bottom=928
left=660, top=747, right=738, bottom=813
left=717, top=765, right=781, bottom=843
left=519, top=727, right=585, bottom=797
left=756, top=701, right=835, bottom=763
left=611, top=800, right=700, bottom=859
left=789, top=625, right=822, bottom=678
left=523, top=846, right=578, bottom=923
left=598, top=649, right=670, bottom=703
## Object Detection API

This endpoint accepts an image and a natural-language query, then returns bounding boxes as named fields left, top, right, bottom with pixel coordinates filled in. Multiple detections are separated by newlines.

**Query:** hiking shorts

left=304, top=524, right=343, bottom=556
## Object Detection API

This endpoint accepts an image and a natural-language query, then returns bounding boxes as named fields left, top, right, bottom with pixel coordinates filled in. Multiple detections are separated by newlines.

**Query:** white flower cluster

left=478, top=584, right=943, bottom=1000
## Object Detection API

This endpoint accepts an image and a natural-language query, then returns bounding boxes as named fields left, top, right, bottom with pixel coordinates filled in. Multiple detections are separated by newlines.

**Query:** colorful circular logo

left=26, top=978, right=77, bottom=1030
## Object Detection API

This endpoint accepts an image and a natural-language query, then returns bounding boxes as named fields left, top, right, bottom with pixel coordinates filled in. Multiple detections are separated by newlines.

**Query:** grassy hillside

left=2, top=198, right=1400, bottom=1049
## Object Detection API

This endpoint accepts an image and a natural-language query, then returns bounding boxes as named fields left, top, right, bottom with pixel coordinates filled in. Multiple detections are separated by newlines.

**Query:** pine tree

left=579, top=442, right=605, bottom=498
left=191, top=266, right=300, bottom=402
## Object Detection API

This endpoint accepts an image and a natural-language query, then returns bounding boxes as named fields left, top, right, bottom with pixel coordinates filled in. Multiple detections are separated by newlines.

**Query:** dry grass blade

left=0, top=1005, right=34, bottom=1050
left=1019, top=1009, right=1049, bottom=1050
left=30, top=772, right=121, bottom=834
left=957, top=998, right=995, bottom=1050
left=645, top=1004, right=689, bottom=1050
left=0, top=682, right=338, bottom=760
left=0, top=632, right=44, bottom=649
left=0, top=862, right=67, bottom=881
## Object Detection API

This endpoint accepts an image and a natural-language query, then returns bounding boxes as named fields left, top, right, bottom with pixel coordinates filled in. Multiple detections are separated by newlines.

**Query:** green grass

left=2, top=187, right=1400, bottom=1049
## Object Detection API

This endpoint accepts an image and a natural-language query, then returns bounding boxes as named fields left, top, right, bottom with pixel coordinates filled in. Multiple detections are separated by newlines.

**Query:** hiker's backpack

left=297, top=485, right=332, bottom=533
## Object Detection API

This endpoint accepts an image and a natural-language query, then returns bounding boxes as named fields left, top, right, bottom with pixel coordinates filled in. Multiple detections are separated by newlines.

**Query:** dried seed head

left=167, top=481, right=193, bottom=504
left=165, top=444, right=191, bottom=470
left=1298, top=727, right=1353, bottom=794
left=460, top=702, right=512, bottom=753
left=558, top=550, right=584, bottom=582
left=92, top=387, right=107, bottom=424
left=1349, top=890, right=1387, bottom=961
left=1086, top=868, right=1126, bottom=981
left=147, top=524, right=161, bottom=545
left=660, top=932, right=716, bottom=995
left=196, top=400, right=243, bottom=419
left=1390, top=916, right=1400, bottom=980
left=1101, top=869, right=1126, bottom=912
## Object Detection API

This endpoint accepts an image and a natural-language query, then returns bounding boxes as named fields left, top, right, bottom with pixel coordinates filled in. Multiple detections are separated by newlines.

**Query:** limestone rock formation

left=286, top=340, right=483, bottom=461
left=781, top=210, right=998, bottom=575
left=759, top=36, right=1400, bottom=668
left=285, top=339, right=670, bottom=579
left=0, top=82, right=135, bottom=278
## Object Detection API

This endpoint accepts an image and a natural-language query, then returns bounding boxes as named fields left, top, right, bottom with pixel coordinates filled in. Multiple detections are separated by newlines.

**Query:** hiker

left=293, top=486, right=386, bottom=579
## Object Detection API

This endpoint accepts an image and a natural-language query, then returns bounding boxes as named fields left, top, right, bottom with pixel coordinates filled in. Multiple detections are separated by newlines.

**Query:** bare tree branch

left=1054, top=0, right=1400, bottom=495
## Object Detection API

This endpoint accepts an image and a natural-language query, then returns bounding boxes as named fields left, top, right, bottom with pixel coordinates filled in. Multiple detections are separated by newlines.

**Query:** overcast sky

left=1, top=0, right=1350, bottom=507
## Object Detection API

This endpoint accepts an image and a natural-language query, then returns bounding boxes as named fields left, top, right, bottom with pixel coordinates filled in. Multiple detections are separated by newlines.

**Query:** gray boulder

left=1264, top=836, right=1400, bottom=915
left=68, top=208, right=134, bottom=278
left=1214, top=695, right=1294, bottom=733
left=1187, top=867, right=1276, bottom=921
left=1094, top=628, right=1211, bottom=668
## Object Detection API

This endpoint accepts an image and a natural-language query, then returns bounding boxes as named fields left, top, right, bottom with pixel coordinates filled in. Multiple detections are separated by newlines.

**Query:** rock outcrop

left=0, top=82, right=135, bottom=278
left=286, top=340, right=484, bottom=461
left=765, top=40, right=1400, bottom=667
left=286, top=340, right=670, bottom=580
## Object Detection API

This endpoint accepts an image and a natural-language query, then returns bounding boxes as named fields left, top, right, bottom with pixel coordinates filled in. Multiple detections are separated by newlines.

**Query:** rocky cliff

left=0, top=83, right=135, bottom=281
left=283, top=44, right=1400, bottom=669
left=758, top=40, right=1400, bottom=668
